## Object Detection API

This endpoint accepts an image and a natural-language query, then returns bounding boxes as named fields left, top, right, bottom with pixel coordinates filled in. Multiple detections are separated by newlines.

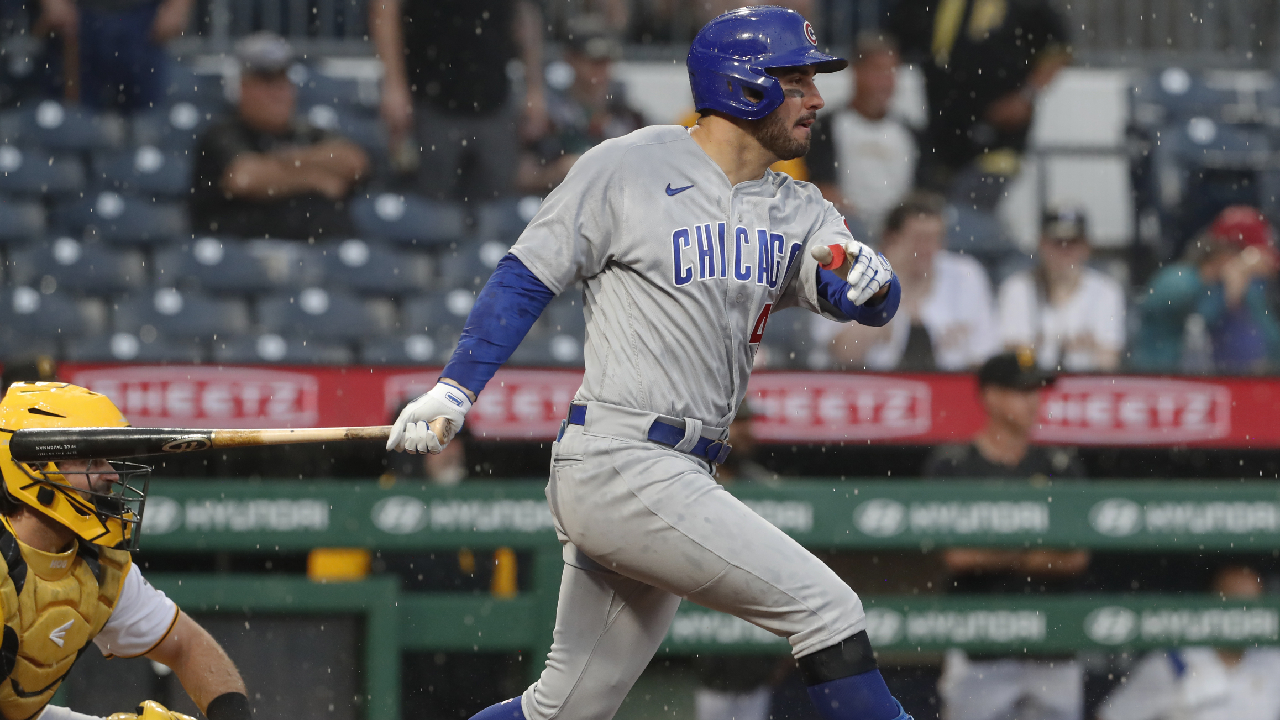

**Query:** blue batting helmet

left=687, top=6, right=847, bottom=121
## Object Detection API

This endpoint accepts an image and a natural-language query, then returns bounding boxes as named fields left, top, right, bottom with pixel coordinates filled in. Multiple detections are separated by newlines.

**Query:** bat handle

left=427, top=417, right=458, bottom=451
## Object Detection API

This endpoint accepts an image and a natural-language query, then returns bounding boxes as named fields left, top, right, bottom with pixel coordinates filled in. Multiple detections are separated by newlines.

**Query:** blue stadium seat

left=508, top=331, right=583, bottom=367
left=844, top=214, right=873, bottom=244
left=313, top=238, right=431, bottom=295
left=1130, top=68, right=1238, bottom=128
left=92, top=146, right=193, bottom=198
left=401, top=289, right=475, bottom=336
left=55, top=192, right=188, bottom=246
left=475, top=197, right=542, bottom=240
left=257, top=287, right=385, bottom=342
left=211, top=333, right=354, bottom=364
left=111, top=288, right=251, bottom=340
left=162, top=63, right=227, bottom=110
left=0, top=197, right=46, bottom=245
left=436, top=239, right=507, bottom=290
left=0, top=101, right=125, bottom=151
left=757, top=306, right=818, bottom=370
left=154, top=237, right=279, bottom=294
left=0, top=335, right=59, bottom=362
left=0, top=146, right=85, bottom=198
left=944, top=204, right=1027, bottom=284
left=303, top=105, right=387, bottom=158
left=131, top=102, right=218, bottom=151
left=8, top=238, right=145, bottom=296
left=64, top=332, right=204, bottom=363
left=358, top=334, right=447, bottom=365
left=0, top=285, right=87, bottom=340
left=351, top=193, right=466, bottom=247
left=1174, top=116, right=1271, bottom=169
left=294, top=68, right=372, bottom=110
left=543, top=294, right=586, bottom=336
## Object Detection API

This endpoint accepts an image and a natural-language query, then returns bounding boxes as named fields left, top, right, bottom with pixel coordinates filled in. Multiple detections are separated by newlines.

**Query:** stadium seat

left=944, top=204, right=1028, bottom=284
left=92, top=146, right=193, bottom=198
left=131, top=102, right=219, bottom=151
left=401, top=289, right=475, bottom=336
left=304, top=105, right=387, bottom=158
left=436, top=239, right=507, bottom=290
left=1130, top=67, right=1239, bottom=128
left=111, top=288, right=251, bottom=341
left=7, top=238, right=145, bottom=296
left=0, top=146, right=85, bottom=198
left=313, top=238, right=431, bottom=295
left=757, top=306, right=819, bottom=370
left=0, top=101, right=125, bottom=151
left=162, top=63, right=227, bottom=110
left=0, top=197, right=46, bottom=245
left=64, top=332, right=204, bottom=363
left=211, top=333, right=355, bottom=365
left=508, top=331, right=583, bottom=367
left=293, top=67, right=372, bottom=110
left=55, top=192, right=188, bottom=246
left=358, top=334, right=447, bottom=365
left=475, top=197, right=543, bottom=240
left=1173, top=117, right=1271, bottom=169
left=543, top=294, right=586, bottom=337
left=257, top=287, right=386, bottom=342
left=0, top=334, right=58, bottom=362
left=351, top=193, right=466, bottom=247
left=154, top=237, right=279, bottom=295
left=0, top=285, right=88, bottom=339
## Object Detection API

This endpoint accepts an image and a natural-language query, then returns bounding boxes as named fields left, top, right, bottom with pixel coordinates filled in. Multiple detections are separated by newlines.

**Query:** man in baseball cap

left=190, top=31, right=368, bottom=240
left=926, top=350, right=1089, bottom=720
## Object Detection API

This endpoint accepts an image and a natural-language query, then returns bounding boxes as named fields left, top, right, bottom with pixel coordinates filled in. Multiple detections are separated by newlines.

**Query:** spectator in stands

left=818, top=191, right=998, bottom=370
left=888, top=0, right=1070, bottom=208
left=1131, top=205, right=1280, bottom=374
left=926, top=350, right=1088, bottom=720
left=808, top=33, right=916, bottom=237
left=1098, top=565, right=1280, bottom=720
left=516, top=16, right=645, bottom=194
left=998, top=207, right=1125, bottom=371
left=190, top=33, right=367, bottom=240
left=370, top=0, right=548, bottom=200
left=35, top=0, right=191, bottom=110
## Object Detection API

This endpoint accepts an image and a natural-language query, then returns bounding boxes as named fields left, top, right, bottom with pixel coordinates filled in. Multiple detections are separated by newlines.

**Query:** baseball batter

left=388, top=8, right=910, bottom=720
left=0, top=383, right=250, bottom=720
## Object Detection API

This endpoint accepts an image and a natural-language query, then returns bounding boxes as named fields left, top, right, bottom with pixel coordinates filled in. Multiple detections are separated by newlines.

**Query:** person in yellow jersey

left=0, top=382, right=249, bottom=720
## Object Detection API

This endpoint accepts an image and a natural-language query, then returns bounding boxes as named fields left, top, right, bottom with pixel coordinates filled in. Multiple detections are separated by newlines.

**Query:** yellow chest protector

left=0, top=517, right=129, bottom=720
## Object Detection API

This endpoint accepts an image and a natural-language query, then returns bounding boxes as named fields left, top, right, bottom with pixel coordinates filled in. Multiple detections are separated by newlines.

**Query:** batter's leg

left=468, top=544, right=681, bottom=720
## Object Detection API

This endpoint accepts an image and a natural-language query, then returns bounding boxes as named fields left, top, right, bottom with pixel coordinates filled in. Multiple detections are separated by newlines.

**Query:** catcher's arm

left=146, top=612, right=247, bottom=719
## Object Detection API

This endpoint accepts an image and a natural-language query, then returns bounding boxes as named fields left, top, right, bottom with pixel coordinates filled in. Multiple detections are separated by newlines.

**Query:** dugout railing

left=138, top=479, right=1280, bottom=720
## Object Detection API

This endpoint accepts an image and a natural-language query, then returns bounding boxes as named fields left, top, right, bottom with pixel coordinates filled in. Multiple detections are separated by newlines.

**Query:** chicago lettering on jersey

left=671, top=223, right=803, bottom=289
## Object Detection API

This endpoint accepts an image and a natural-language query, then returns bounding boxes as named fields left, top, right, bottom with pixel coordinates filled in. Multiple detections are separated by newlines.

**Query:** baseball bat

left=8, top=425, right=395, bottom=462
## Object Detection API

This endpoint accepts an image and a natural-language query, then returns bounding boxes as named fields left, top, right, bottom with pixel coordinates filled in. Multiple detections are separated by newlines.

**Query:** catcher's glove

left=107, top=701, right=198, bottom=720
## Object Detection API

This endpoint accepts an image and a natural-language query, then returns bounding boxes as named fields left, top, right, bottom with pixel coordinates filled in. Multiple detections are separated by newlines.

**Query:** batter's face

left=749, top=66, right=824, bottom=161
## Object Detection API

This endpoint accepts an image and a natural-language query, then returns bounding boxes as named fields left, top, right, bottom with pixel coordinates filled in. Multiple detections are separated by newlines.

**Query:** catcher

left=0, top=382, right=249, bottom=720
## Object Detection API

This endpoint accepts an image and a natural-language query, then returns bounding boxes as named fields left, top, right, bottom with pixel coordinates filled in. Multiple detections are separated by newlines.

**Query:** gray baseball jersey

left=510, top=124, right=856, bottom=427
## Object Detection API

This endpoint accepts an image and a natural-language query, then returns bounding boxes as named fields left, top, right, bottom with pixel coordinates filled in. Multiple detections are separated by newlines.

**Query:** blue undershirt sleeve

left=441, top=254, right=557, bottom=396
left=814, top=266, right=901, bottom=327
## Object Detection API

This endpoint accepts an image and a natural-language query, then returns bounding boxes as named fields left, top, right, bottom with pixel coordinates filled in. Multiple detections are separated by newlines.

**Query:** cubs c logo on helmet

left=804, top=21, right=817, bottom=45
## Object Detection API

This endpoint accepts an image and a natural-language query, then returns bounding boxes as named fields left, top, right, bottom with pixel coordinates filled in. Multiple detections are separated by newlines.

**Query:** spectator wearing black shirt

left=35, top=0, right=192, bottom=110
left=516, top=16, right=645, bottom=195
left=370, top=0, right=547, bottom=201
left=888, top=0, right=1071, bottom=206
left=190, top=33, right=368, bottom=239
left=925, top=350, right=1087, bottom=720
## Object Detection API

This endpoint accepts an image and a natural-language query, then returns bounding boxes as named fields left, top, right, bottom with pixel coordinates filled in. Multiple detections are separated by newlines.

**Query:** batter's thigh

left=521, top=544, right=681, bottom=720
left=547, top=428, right=864, bottom=658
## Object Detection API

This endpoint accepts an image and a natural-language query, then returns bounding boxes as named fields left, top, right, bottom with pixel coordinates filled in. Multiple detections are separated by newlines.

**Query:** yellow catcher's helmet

left=0, top=383, right=149, bottom=548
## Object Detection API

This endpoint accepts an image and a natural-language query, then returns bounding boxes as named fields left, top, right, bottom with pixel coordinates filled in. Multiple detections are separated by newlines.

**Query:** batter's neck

left=688, top=118, right=777, bottom=185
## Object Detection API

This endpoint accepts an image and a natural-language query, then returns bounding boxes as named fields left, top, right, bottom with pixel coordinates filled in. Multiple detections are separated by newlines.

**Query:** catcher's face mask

left=0, top=382, right=150, bottom=549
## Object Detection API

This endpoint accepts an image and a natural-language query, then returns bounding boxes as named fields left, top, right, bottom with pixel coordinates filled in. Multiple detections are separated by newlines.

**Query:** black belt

left=563, top=403, right=732, bottom=464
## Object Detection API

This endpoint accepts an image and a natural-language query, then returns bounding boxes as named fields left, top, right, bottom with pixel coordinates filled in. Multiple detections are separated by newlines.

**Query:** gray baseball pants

left=521, top=401, right=867, bottom=720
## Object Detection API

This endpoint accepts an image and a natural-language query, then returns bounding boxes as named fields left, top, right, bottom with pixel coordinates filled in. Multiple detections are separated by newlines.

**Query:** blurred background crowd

left=0, top=0, right=1279, bottom=375
left=0, top=1, right=1279, bottom=720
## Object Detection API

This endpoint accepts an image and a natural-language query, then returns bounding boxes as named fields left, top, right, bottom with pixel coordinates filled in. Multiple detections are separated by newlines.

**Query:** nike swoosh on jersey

left=665, top=183, right=694, bottom=196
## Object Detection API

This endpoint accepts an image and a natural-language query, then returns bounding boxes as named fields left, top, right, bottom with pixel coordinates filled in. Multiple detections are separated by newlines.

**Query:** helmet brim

left=759, top=48, right=849, bottom=74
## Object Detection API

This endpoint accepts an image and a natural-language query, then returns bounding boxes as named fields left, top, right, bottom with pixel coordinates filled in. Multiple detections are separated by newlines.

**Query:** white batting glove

left=843, top=241, right=894, bottom=305
left=386, top=381, right=473, bottom=454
